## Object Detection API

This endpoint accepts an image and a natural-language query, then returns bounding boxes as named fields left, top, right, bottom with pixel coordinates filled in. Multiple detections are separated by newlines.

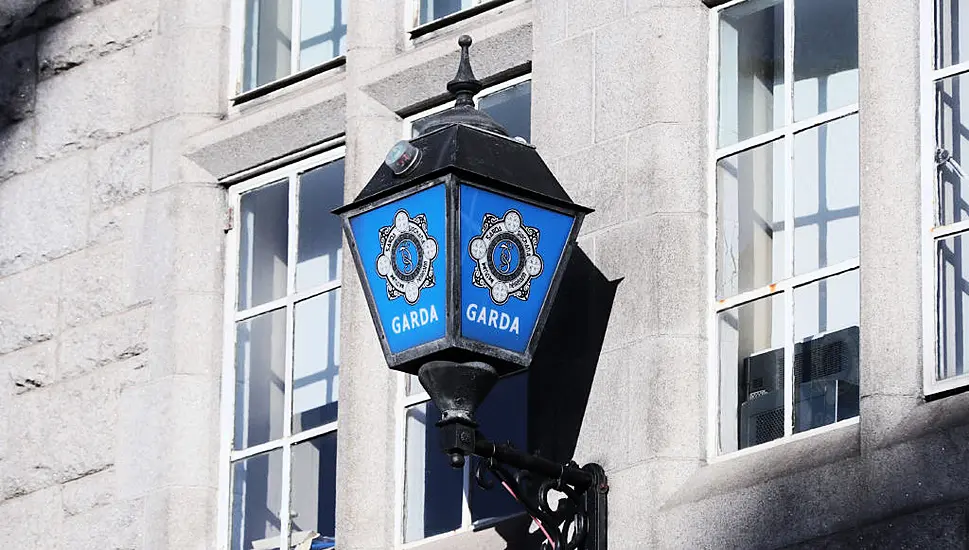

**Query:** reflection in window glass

left=291, top=434, right=338, bottom=544
left=239, top=180, right=289, bottom=310
left=478, top=81, right=532, bottom=142
left=293, top=291, right=341, bottom=433
left=793, top=115, right=859, bottom=275
left=235, top=309, right=287, bottom=450
left=937, top=0, right=969, bottom=69
left=793, top=0, right=858, bottom=121
left=300, top=0, right=347, bottom=70
left=718, top=0, right=784, bottom=147
left=717, top=139, right=785, bottom=299
left=231, top=449, right=284, bottom=550
left=297, top=160, right=345, bottom=290
left=937, top=74, right=969, bottom=226
left=719, top=294, right=784, bottom=453
left=419, top=0, right=474, bottom=25
left=938, top=234, right=969, bottom=380
left=403, top=402, right=464, bottom=542
left=792, top=271, right=859, bottom=433
left=243, top=0, right=293, bottom=91
left=469, top=373, right=527, bottom=523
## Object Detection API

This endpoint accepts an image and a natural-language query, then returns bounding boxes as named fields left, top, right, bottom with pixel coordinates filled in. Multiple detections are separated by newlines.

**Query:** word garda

left=466, top=303, right=520, bottom=334
left=391, top=305, right=439, bottom=334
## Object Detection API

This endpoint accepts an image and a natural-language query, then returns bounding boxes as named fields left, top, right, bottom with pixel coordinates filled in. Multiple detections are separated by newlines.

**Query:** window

left=221, top=149, right=345, bottom=550
left=924, top=0, right=969, bottom=393
left=397, top=77, right=532, bottom=544
left=711, top=0, right=860, bottom=455
left=409, top=0, right=513, bottom=32
left=236, top=0, right=347, bottom=95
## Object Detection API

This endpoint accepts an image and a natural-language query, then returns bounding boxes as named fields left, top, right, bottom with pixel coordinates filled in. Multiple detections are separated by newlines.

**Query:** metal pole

left=473, top=437, right=595, bottom=491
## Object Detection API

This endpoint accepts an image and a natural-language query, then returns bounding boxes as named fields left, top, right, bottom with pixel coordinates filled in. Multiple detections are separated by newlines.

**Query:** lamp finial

left=447, top=35, right=482, bottom=107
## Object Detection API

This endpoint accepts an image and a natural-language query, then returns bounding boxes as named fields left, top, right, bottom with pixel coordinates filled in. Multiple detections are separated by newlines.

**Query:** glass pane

left=937, top=74, right=969, bottom=226
left=239, top=179, right=289, bottom=311
left=403, top=401, right=463, bottom=542
left=419, top=0, right=475, bottom=25
left=243, top=0, right=293, bottom=91
left=793, top=115, right=859, bottom=275
left=938, top=233, right=969, bottom=380
left=793, top=0, right=858, bottom=121
left=792, top=271, right=860, bottom=433
left=231, top=449, right=284, bottom=550
left=718, top=0, right=784, bottom=147
left=235, top=309, right=287, bottom=450
left=291, top=433, right=338, bottom=546
left=719, top=293, right=785, bottom=453
left=938, top=0, right=969, bottom=68
left=293, top=290, right=341, bottom=434
left=299, top=0, right=347, bottom=70
left=479, top=81, right=532, bottom=142
left=717, top=139, right=785, bottom=299
left=296, top=160, right=345, bottom=290
left=470, top=372, right=527, bottom=524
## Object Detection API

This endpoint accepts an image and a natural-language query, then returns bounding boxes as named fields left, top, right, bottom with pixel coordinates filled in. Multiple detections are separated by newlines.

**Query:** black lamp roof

left=334, top=123, right=593, bottom=215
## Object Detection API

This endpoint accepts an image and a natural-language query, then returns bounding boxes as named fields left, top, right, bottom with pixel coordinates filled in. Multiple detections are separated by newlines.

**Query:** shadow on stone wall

left=490, top=247, right=619, bottom=549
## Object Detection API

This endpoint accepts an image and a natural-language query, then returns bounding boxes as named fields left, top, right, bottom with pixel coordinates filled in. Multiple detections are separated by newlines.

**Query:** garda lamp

left=333, top=36, right=607, bottom=549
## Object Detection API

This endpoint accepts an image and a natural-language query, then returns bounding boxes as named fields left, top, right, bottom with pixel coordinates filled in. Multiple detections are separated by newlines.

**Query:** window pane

left=296, top=160, right=344, bottom=290
left=717, top=139, right=785, bottom=298
left=718, top=0, right=784, bottom=147
left=243, top=0, right=293, bottom=91
left=793, top=115, right=859, bottom=275
left=938, top=0, right=969, bottom=69
left=231, top=449, right=284, bottom=550
left=293, top=290, right=340, bottom=434
left=291, top=433, right=338, bottom=546
left=936, top=74, right=969, bottom=226
left=405, top=374, right=424, bottom=396
left=403, top=401, right=463, bottom=542
left=719, top=293, right=785, bottom=453
left=938, top=233, right=969, bottom=380
left=419, top=0, right=475, bottom=25
left=479, top=81, right=532, bottom=142
left=299, top=0, right=347, bottom=70
left=793, top=0, right=858, bottom=121
left=239, top=180, right=289, bottom=310
left=235, top=308, right=287, bottom=450
left=469, top=372, right=527, bottom=524
left=792, top=271, right=860, bottom=433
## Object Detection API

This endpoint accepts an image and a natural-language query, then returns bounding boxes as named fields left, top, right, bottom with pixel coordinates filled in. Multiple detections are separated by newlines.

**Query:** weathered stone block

left=532, top=32, right=594, bottom=160
left=567, top=0, right=623, bottom=36
left=0, top=485, right=64, bottom=548
left=0, top=118, right=36, bottom=182
left=533, top=0, right=567, bottom=47
left=0, top=34, right=36, bottom=125
left=626, top=122, right=706, bottom=216
left=554, top=136, right=627, bottom=233
left=37, top=0, right=157, bottom=79
left=149, top=116, right=219, bottom=192
left=148, top=292, right=222, bottom=379
left=90, top=130, right=150, bottom=211
left=142, top=487, right=217, bottom=550
left=62, top=467, right=115, bottom=516
left=57, top=497, right=145, bottom=549
left=59, top=245, right=131, bottom=329
left=0, top=260, right=60, bottom=354
left=572, top=349, right=629, bottom=470
left=0, top=153, right=89, bottom=277
left=785, top=503, right=967, bottom=549
left=595, top=7, right=707, bottom=140
left=1, top=340, right=56, bottom=394
left=88, top=193, right=148, bottom=247
left=58, top=306, right=148, bottom=381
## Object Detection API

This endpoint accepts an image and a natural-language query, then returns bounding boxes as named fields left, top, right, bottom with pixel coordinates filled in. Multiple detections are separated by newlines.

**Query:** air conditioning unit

left=738, top=326, right=859, bottom=449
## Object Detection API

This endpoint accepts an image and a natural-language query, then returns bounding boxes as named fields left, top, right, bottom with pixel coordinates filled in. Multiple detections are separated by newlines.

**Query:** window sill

left=232, top=56, right=347, bottom=106
left=925, top=372, right=969, bottom=399
left=408, top=0, right=517, bottom=39
left=400, top=513, right=536, bottom=550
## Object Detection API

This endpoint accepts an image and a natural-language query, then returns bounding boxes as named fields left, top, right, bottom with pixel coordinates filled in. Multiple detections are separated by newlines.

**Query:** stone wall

left=0, top=0, right=227, bottom=548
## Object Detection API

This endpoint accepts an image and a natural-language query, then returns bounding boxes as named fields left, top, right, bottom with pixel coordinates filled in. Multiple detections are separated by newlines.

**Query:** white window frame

left=228, top=0, right=348, bottom=102
left=217, top=146, right=347, bottom=550
left=405, top=0, right=515, bottom=37
left=393, top=74, right=531, bottom=548
left=705, top=0, right=861, bottom=459
left=920, top=0, right=969, bottom=395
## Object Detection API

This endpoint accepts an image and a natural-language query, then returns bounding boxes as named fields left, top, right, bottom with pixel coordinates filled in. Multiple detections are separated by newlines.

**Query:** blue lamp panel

left=350, top=185, right=447, bottom=354
left=460, top=185, right=575, bottom=353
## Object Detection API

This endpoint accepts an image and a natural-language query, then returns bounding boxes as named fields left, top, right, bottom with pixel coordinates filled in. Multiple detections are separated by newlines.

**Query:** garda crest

left=468, top=209, right=543, bottom=305
left=375, top=209, right=438, bottom=304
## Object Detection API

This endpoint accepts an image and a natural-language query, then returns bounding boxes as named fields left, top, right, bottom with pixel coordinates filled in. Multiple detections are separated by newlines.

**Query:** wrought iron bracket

left=439, top=422, right=608, bottom=550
